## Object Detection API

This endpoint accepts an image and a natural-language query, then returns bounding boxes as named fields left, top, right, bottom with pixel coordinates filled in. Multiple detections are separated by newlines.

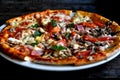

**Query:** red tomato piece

left=75, top=50, right=91, bottom=58
left=58, top=39, right=66, bottom=46
left=98, top=37, right=110, bottom=41
left=71, top=31, right=76, bottom=36
left=83, top=35, right=98, bottom=42
left=81, top=22, right=97, bottom=28
left=46, top=23, right=60, bottom=34
left=93, top=21, right=105, bottom=28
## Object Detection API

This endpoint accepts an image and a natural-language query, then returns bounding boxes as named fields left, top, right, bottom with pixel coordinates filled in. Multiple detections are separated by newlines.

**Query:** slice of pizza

left=0, top=9, right=78, bottom=65
left=72, top=10, right=120, bottom=65
left=0, top=11, right=42, bottom=59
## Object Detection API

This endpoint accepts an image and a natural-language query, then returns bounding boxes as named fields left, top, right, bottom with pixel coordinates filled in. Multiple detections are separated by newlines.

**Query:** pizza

left=0, top=9, right=120, bottom=66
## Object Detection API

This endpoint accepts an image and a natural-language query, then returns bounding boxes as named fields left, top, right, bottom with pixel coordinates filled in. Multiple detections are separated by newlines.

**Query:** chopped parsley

left=79, top=33, right=83, bottom=36
left=30, top=41, right=39, bottom=46
left=65, top=32, right=71, bottom=39
left=51, top=20, right=57, bottom=27
left=51, top=45, right=66, bottom=51
left=32, top=24, right=39, bottom=28
left=33, top=30, right=43, bottom=37
left=66, top=23, right=74, bottom=28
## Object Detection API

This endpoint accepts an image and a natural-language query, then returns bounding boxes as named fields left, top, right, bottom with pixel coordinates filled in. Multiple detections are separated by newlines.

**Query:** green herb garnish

left=79, top=33, right=83, bottom=36
left=30, top=41, right=39, bottom=46
left=33, top=30, right=43, bottom=37
left=32, top=24, right=39, bottom=28
left=51, top=45, right=66, bottom=51
left=66, top=23, right=74, bottom=28
left=51, top=20, right=57, bottom=27
left=66, top=32, right=71, bottom=39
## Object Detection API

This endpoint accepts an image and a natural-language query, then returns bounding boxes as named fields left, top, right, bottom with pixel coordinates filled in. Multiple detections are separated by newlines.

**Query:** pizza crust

left=6, top=12, right=41, bottom=25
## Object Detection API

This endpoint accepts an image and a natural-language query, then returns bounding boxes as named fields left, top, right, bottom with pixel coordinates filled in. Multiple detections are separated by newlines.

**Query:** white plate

left=0, top=24, right=120, bottom=71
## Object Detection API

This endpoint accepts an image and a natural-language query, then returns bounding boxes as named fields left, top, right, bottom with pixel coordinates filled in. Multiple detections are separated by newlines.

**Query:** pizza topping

left=87, top=56, right=94, bottom=61
left=98, top=37, right=110, bottom=41
left=76, top=24, right=84, bottom=31
left=99, top=44, right=109, bottom=51
left=20, top=22, right=30, bottom=26
left=47, top=39, right=54, bottom=44
left=46, top=22, right=61, bottom=34
left=9, top=28, right=16, bottom=32
left=33, top=30, right=43, bottom=37
left=58, top=39, right=66, bottom=46
left=51, top=45, right=66, bottom=51
left=65, top=32, right=71, bottom=39
left=73, top=16, right=90, bottom=24
left=83, top=35, right=98, bottom=42
left=105, top=21, right=112, bottom=26
left=81, top=22, right=97, bottom=28
left=41, top=17, right=51, bottom=26
left=83, top=35, right=111, bottom=43
left=110, top=30, right=120, bottom=36
left=51, top=20, right=57, bottom=27
left=31, top=50, right=43, bottom=56
left=58, top=22, right=66, bottom=27
left=66, top=23, right=74, bottom=28
left=93, top=21, right=105, bottom=28
left=39, top=27, right=45, bottom=33
left=75, top=50, right=91, bottom=58
left=10, top=22, right=19, bottom=27
left=30, top=40, right=39, bottom=46
left=8, top=37, right=22, bottom=44
left=73, top=44, right=80, bottom=49
left=41, top=12, right=71, bottom=26
left=31, top=46, right=44, bottom=56
left=51, top=13, right=71, bottom=22
left=35, top=34, right=45, bottom=42
left=31, top=23, right=39, bottom=28
left=24, top=56, right=31, bottom=61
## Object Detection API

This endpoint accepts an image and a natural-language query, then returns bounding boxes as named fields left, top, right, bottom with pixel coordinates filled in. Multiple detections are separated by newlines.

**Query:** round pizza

left=0, top=9, right=120, bottom=66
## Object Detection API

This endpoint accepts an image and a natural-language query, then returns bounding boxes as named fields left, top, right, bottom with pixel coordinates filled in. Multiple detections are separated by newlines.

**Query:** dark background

left=0, top=0, right=120, bottom=79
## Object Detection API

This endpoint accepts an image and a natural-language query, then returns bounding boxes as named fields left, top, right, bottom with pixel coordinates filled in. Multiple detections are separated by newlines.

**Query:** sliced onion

left=58, top=42, right=64, bottom=46
left=77, top=25, right=84, bottom=31
left=31, top=50, right=44, bottom=56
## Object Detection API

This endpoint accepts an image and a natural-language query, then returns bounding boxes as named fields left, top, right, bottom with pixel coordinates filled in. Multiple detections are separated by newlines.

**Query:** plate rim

left=0, top=24, right=120, bottom=71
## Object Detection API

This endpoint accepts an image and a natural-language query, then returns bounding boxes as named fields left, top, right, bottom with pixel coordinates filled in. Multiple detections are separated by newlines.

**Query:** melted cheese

left=41, top=17, right=51, bottom=26
left=35, top=34, right=45, bottom=42
left=73, top=15, right=90, bottom=24
left=54, top=13, right=71, bottom=21
left=8, top=37, right=22, bottom=44
left=100, top=45, right=109, bottom=51
left=41, top=12, right=70, bottom=26
left=11, top=22, right=19, bottom=27
left=73, top=44, right=80, bottom=49
left=24, top=56, right=31, bottom=61
left=34, top=46, right=42, bottom=50
left=58, top=22, right=66, bottom=27
left=87, top=56, right=94, bottom=61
